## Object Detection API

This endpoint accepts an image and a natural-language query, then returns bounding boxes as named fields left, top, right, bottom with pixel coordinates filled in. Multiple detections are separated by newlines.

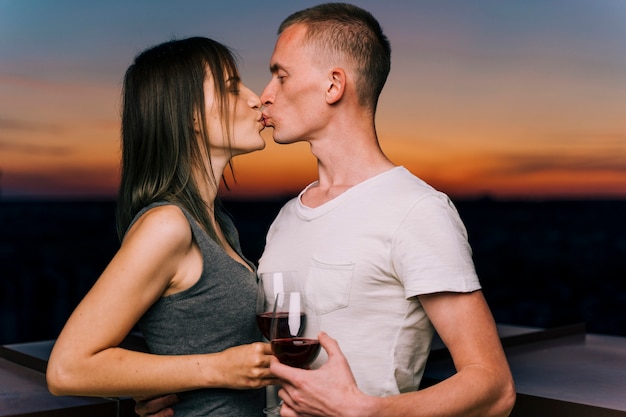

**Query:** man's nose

left=260, top=84, right=273, bottom=106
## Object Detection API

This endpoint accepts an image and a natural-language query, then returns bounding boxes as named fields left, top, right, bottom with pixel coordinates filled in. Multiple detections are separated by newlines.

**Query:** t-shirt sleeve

left=391, top=193, right=481, bottom=298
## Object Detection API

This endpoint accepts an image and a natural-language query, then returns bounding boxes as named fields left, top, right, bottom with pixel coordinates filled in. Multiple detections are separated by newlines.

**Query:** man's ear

left=326, top=68, right=346, bottom=104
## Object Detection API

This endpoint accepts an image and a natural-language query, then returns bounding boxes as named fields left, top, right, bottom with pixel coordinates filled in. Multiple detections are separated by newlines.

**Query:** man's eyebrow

left=269, top=63, right=284, bottom=74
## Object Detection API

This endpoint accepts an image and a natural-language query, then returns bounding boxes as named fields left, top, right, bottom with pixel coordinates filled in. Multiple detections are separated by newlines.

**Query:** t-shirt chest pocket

left=305, top=258, right=355, bottom=315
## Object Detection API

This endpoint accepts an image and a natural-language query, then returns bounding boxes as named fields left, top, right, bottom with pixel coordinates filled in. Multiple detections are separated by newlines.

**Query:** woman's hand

left=213, top=341, right=278, bottom=389
left=133, top=342, right=277, bottom=417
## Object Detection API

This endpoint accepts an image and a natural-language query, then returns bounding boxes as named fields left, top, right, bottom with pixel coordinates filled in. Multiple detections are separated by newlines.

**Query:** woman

left=46, top=37, right=274, bottom=416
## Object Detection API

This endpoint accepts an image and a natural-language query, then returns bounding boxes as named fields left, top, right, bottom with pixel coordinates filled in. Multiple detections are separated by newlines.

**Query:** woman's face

left=202, top=72, right=266, bottom=160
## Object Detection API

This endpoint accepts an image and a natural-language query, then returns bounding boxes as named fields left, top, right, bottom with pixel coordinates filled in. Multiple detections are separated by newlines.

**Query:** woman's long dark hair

left=116, top=37, right=238, bottom=247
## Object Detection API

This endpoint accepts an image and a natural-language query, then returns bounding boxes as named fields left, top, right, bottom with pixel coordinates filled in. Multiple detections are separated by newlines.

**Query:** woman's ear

left=326, top=68, right=346, bottom=104
left=192, top=112, right=201, bottom=133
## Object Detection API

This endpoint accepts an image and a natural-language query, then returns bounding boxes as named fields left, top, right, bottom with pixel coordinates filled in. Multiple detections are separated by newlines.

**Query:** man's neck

left=301, top=153, right=395, bottom=208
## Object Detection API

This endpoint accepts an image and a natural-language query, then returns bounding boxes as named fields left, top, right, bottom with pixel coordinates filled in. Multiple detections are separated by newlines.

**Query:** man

left=255, top=3, right=514, bottom=416
left=136, top=3, right=515, bottom=416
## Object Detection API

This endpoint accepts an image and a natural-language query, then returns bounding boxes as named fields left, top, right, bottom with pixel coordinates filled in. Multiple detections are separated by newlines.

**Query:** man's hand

left=134, top=394, right=179, bottom=417
left=271, top=332, right=370, bottom=417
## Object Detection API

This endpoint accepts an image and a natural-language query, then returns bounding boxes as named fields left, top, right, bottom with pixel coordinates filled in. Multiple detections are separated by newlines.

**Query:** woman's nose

left=248, top=92, right=262, bottom=110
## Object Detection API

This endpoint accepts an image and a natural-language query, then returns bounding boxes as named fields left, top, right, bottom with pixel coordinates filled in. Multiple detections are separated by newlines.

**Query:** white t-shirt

left=258, top=166, right=480, bottom=396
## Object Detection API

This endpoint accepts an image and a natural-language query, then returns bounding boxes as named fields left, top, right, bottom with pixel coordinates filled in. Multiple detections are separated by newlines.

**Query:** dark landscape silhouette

left=1, top=197, right=625, bottom=345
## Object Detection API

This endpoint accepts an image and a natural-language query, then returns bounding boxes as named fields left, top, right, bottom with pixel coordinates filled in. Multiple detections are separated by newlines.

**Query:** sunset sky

left=1, top=0, right=625, bottom=200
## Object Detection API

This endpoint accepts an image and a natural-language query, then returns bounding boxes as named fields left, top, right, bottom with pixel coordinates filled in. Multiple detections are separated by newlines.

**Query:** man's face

left=260, top=24, right=329, bottom=144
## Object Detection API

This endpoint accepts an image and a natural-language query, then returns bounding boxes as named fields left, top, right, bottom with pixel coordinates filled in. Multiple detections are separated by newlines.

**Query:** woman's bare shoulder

left=125, top=204, right=193, bottom=249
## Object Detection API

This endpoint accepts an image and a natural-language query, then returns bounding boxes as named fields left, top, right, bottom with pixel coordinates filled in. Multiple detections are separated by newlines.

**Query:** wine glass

left=256, top=271, right=299, bottom=340
left=264, top=291, right=321, bottom=415
left=270, top=292, right=320, bottom=368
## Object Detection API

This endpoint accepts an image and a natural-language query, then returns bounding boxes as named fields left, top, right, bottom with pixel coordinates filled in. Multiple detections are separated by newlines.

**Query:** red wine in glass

left=256, top=311, right=305, bottom=340
left=269, top=292, right=319, bottom=367
left=256, top=312, right=274, bottom=340
left=271, top=337, right=321, bottom=369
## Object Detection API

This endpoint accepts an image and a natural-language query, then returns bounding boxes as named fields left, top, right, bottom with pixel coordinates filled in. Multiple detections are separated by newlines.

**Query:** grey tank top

left=132, top=202, right=265, bottom=416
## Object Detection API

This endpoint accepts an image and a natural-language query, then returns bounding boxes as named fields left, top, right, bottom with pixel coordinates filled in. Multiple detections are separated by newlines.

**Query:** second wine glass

left=256, top=271, right=299, bottom=340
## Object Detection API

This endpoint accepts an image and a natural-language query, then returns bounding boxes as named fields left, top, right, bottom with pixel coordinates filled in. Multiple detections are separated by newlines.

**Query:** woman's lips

left=261, top=114, right=270, bottom=127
